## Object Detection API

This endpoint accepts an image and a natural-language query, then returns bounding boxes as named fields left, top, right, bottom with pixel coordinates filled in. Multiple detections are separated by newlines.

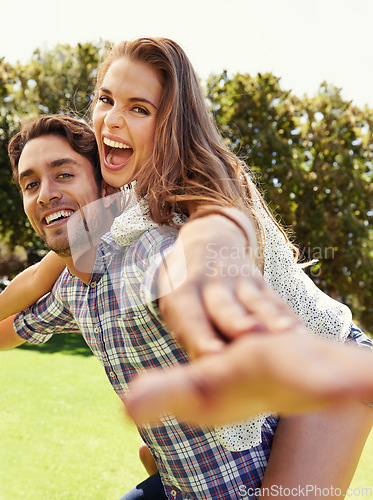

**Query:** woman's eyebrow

left=128, top=97, right=158, bottom=110
left=99, top=87, right=158, bottom=110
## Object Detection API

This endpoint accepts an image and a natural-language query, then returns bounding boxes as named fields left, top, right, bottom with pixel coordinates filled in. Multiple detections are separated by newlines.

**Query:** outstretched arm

left=0, top=252, right=65, bottom=321
left=126, top=330, right=373, bottom=426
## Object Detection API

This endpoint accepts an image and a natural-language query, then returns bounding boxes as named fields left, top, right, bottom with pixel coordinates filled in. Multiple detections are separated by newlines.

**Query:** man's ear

left=101, top=182, right=120, bottom=209
left=100, top=181, right=107, bottom=199
left=102, top=181, right=119, bottom=198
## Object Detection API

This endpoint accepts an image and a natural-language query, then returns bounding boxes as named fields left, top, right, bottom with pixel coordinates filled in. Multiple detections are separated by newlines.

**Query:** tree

left=207, top=73, right=373, bottom=330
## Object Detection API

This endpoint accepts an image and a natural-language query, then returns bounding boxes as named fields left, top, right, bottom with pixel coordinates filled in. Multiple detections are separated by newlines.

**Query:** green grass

left=0, top=334, right=145, bottom=500
left=1, top=333, right=372, bottom=499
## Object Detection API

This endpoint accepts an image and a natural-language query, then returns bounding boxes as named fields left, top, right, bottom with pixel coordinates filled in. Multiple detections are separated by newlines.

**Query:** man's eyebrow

left=50, top=158, right=81, bottom=168
left=19, top=158, right=80, bottom=184
left=19, top=168, right=35, bottom=185
left=99, top=87, right=158, bottom=110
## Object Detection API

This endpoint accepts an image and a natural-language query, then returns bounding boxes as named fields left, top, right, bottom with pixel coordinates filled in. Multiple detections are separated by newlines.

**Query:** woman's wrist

left=188, top=206, right=258, bottom=252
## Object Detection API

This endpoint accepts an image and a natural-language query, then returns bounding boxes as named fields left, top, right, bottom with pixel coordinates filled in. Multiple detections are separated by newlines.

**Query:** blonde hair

left=93, top=37, right=300, bottom=267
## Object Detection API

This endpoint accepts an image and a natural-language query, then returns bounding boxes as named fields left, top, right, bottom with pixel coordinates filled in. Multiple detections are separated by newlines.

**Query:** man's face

left=18, top=135, right=102, bottom=257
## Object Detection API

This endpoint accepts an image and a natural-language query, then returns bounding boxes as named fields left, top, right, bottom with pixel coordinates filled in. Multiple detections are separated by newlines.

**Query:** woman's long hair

left=92, top=37, right=301, bottom=266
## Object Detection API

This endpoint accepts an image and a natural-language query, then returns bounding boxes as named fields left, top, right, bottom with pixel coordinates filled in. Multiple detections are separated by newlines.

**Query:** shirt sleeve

left=125, top=227, right=181, bottom=312
left=345, top=322, right=373, bottom=348
left=14, top=279, right=80, bottom=344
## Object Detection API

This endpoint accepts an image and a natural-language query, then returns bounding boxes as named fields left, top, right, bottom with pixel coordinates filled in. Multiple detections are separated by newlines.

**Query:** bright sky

left=2, top=0, right=373, bottom=108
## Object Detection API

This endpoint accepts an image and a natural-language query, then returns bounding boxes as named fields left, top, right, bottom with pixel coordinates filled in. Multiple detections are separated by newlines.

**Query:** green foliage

left=0, top=342, right=372, bottom=497
left=207, top=73, right=373, bottom=330
left=0, top=42, right=372, bottom=328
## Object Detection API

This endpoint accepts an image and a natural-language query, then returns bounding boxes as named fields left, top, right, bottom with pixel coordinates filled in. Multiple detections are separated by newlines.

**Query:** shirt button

left=109, top=372, right=115, bottom=378
left=90, top=282, right=96, bottom=288
left=170, top=490, right=177, bottom=497
left=94, top=327, right=99, bottom=333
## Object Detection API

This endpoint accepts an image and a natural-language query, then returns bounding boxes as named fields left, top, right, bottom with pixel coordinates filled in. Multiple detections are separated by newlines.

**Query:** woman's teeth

left=104, top=137, right=133, bottom=166
left=103, top=137, right=131, bottom=149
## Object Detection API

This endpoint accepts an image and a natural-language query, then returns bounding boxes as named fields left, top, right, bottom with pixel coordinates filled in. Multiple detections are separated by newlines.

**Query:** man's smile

left=42, top=209, right=75, bottom=226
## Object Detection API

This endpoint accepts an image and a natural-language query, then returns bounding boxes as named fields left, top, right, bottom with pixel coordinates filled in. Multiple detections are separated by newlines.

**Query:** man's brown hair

left=8, top=114, right=102, bottom=191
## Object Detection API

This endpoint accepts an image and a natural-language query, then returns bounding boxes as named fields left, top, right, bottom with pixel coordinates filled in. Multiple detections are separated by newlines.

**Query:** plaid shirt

left=15, top=227, right=278, bottom=500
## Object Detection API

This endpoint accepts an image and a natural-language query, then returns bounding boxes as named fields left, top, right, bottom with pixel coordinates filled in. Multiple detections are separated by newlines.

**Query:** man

left=2, top=114, right=372, bottom=499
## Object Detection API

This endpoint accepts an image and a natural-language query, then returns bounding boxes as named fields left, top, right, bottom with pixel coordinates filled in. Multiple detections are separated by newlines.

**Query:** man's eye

left=24, top=182, right=38, bottom=191
left=58, top=173, right=73, bottom=179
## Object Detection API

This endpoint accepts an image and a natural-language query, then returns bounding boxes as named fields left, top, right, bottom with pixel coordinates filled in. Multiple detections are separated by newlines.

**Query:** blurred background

left=1, top=0, right=372, bottom=331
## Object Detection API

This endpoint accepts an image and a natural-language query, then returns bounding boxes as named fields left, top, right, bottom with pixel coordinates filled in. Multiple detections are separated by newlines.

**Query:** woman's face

left=93, top=56, right=163, bottom=188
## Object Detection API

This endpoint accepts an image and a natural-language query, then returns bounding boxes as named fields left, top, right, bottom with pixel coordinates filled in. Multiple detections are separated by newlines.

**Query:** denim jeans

left=120, top=473, right=168, bottom=500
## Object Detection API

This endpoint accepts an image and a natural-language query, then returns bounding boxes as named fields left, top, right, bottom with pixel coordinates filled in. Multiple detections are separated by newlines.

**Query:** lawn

left=0, top=333, right=145, bottom=499
left=1, top=333, right=372, bottom=499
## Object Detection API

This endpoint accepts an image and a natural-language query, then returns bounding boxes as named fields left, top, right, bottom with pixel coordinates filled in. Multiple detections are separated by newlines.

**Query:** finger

left=235, top=278, right=303, bottom=334
left=126, top=366, right=205, bottom=425
left=201, top=281, right=266, bottom=339
left=158, top=288, right=226, bottom=358
left=127, top=335, right=373, bottom=427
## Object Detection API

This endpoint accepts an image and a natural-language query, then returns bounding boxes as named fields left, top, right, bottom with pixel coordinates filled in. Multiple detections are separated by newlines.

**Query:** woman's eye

left=132, top=106, right=149, bottom=115
left=98, top=95, right=113, bottom=105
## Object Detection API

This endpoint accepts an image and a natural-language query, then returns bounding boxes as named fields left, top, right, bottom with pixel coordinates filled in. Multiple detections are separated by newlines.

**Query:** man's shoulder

left=53, top=266, right=75, bottom=287
left=50, top=266, right=81, bottom=300
left=133, top=226, right=178, bottom=252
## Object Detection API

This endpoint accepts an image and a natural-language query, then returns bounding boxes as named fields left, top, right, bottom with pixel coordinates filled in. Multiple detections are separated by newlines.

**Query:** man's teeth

left=103, top=137, right=131, bottom=149
left=45, top=210, right=73, bottom=225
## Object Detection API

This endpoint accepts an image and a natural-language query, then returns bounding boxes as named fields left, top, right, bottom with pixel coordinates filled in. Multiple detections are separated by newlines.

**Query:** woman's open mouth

left=103, top=137, right=133, bottom=170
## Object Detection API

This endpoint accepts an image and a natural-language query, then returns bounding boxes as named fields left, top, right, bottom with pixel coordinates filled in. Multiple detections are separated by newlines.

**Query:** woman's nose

left=104, top=106, right=126, bottom=130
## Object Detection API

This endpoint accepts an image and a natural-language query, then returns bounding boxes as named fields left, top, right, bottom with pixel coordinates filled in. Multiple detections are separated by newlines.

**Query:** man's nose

left=37, top=179, right=62, bottom=205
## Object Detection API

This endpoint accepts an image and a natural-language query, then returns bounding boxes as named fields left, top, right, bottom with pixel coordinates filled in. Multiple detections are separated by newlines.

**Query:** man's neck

left=57, top=198, right=118, bottom=284
left=64, top=247, right=97, bottom=284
